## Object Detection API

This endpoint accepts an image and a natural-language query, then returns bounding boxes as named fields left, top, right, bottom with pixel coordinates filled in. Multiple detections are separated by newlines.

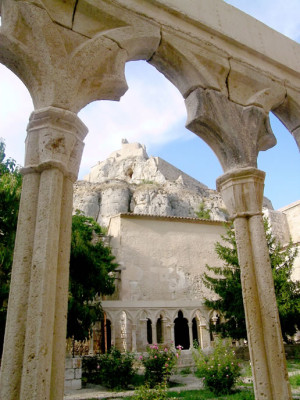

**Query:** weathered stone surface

left=75, top=141, right=232, bottom=224
left=185, top=88, right=277, bottom=172
left=74, top=141, right=275, bottom=226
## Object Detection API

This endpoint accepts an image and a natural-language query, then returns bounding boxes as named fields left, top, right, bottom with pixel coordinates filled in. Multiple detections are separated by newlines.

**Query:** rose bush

left=194, top=338, right=241, bottom=395
left=140, top=343, right=181, bottom=387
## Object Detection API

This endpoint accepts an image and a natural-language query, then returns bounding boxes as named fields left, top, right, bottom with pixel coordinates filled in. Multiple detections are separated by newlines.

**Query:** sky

left=0, top=0, right=299, bottom=210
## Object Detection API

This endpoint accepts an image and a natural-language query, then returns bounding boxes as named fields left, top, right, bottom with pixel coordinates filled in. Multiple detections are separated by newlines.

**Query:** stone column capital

left=185, top=88, right=276, bottom=172
left=216, top=167, right=265, bottom=219
left=22, top=107, right=88, bottom=182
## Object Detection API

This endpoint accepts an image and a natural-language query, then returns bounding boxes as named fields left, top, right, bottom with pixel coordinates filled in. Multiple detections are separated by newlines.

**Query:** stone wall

left=64, top=358, right=82, bottom=390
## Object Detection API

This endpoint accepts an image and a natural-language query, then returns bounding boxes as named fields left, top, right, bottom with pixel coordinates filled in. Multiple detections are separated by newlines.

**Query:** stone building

left=73, top=141, right=299, bottom=353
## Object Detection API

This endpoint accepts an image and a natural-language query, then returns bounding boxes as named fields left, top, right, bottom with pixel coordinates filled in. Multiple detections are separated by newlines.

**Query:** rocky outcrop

left=73, top=140, right=272, bottom=226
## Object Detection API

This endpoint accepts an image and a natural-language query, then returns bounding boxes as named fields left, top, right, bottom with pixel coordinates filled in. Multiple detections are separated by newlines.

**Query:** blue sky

left=0, top=0, right=299, bottom=210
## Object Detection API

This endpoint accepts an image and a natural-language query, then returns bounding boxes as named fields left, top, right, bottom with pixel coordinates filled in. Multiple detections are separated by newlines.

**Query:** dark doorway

left=192, top=317, right=199, bottom=347
left=174, top=311, right=190, bottom=349
left=147, top=318, right=152, bottom=344
left=157, top=316, right=163, bottom=343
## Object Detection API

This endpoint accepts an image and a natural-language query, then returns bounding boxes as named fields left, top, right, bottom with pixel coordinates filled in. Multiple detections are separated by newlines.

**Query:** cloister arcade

left=92, top=308, right=210, bottom=354
left=0, top=1, right=299, bottom=399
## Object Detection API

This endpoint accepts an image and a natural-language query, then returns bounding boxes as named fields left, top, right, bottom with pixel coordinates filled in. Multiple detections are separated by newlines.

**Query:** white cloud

left=0, top=65, right=33, bottom=166
left=78, top=61, right=187, bottom=176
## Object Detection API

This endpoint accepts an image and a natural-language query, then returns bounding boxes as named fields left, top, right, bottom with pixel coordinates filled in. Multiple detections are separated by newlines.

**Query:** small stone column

left=138, top=318, right=148, bottom=349
left=111, top=322, right=116, bottom=348
left=131, top=324, right=137, bottom=352
left=217, top=167, right=292, bottom=400
left=152, top=322, right=157, bottom=345
left=161, top=317, right=167, bottom=344
left=0, top=107, right=87, bottom=400
left=188, top=322, right=193, bottom=349
left=199, top=323, right=210, bottom=349
left=170, top=323, right=175, bottom=348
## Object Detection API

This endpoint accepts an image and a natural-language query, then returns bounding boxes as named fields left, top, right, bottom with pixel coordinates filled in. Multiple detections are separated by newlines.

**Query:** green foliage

left=0, top=140, right=22, bottom=356
left=167, top=390, right=254, bottom=399
left=203, top=220, right=300, bottom=342
left=140, top=343, right=181, bottom=387
left=289, top=373, right=300, bottom=388
left=195, top=202, right=211, bottom=220
left=0, top=141, right=118, bottom=350
left=132, top=381, right=170, bottom=400
left=194, top=338, right=241, bottom=395
left=140, top=179, right=155, bottom=185
left=82, top=347, right=136, bottom=389
left=68, top=211, right=118, bottom=340
left=180, top=367, right=191, bottom=376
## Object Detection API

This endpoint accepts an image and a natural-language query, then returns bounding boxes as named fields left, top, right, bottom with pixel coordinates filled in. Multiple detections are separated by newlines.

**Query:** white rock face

left=74, top=141, right=273, bottom=226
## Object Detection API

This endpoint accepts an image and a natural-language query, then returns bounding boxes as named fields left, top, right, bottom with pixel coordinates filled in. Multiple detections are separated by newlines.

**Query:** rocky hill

left=73, top=140, right=272, bottom=227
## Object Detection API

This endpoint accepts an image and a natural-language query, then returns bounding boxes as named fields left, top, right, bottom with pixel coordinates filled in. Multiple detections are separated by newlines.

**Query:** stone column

left=188, top=322, right=193, bottom=349
left=111, top=321, right=116, bottom=348
left=151, top=322, right=157, bottom=345
left=140, top=319, right=148, bottom=348
left=131, top=324, right=137, bottom=352
left=217, top=167, right=291, bottom=400
left=170, top=323, right=175, bottom=348
left=0, top=107, right=87, bottom=400
left=161, top=317, right=167, bottom=344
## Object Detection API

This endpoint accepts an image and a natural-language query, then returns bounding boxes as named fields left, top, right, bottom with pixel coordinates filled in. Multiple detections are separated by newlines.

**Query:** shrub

left=132, top=382, right=170, bottom=400
left=82, top=347, right=136, bottom=389
left=194, top=338, right=241, bottom=395
left=140, top=343, right=181, bottom=387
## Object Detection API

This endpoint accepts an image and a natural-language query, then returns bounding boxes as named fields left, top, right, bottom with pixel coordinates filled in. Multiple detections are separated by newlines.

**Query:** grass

left=290, top=373, right=300, bottom=388
left=288, top=359, right=300, bottom=372
left=86, top=359, right=300, bottom=400
left=121, top=389, right=255, bottom=400
left=167, top=389, right=255, bottom=399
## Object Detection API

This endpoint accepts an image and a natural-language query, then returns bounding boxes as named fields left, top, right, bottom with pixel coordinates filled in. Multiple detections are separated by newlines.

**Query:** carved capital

left=216, top=167, right=265, bottom=219
left=185, top=88, right=276, bottom=172
left=22, top=107, right=88, bottom=182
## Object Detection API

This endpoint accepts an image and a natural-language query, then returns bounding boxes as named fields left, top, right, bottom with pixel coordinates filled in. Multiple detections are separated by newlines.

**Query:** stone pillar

left=140, top=319, right=148, bottom=348
left=161, top=317, right=167, bottom=344
left=217, top=167, right=291, bottom=400
left=188, top=322, right=193, bottom=349
left=0, top=107, right=87, bottom=400
left=170, top=323, right=175, bottom=348
left=111, top=322, right=116, bottom=348
left=152, top=322, right=157, bottom=345
left=131, top=324, right=137, bottom=352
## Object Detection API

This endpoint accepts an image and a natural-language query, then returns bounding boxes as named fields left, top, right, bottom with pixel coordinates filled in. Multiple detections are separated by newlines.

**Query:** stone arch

left=272, top=92, right=300, bottom=150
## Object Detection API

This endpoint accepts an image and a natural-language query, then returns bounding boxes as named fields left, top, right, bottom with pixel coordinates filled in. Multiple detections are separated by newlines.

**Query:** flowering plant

left=140, top=343, right=181, bottom=387
left=132, top=381, right=170, bottom=400
left=194, top=338, right=241, bottom=395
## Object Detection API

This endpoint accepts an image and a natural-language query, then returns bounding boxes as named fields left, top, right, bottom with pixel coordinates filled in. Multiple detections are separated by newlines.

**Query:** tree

left=0, top=140, right=118, bottom=354
left=195, top=202, right=211, bottom=220
left=0, top=140, right=22, bottom=356
left=203, top=220, right=300, bottom=343
left=67, top=212, right=118, bottom=341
